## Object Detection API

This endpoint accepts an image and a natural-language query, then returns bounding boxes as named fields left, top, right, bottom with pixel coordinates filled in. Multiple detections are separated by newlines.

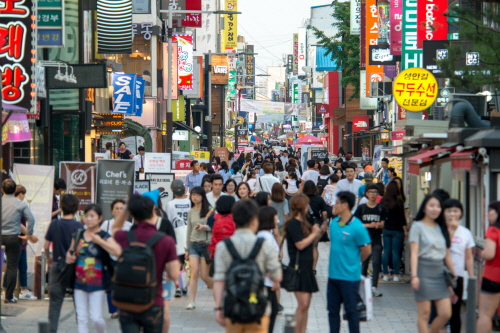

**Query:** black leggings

left=267, top=287, right=279, bottom=333
left=429, top=277, right=464, bottom=333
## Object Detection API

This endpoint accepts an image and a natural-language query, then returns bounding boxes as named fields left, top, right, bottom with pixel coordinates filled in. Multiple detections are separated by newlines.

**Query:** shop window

left=52, top=113, right=80, bottom=175
left=103, top=35, right=152, bottom=96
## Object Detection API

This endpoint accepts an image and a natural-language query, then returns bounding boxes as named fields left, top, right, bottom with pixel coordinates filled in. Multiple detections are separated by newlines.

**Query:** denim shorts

left=162, top=280, right=175, bottom=301
left=189, top=242, right=209, bottom=259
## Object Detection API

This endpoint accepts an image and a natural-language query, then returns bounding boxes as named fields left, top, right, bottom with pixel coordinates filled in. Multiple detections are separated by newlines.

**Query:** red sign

left=352, top=116, right=370, bottom=132
left=175, top=159, right=193, bottom=169
left=391, top=131, right=405, bottom=140
left=181, top=0, right=202, bottom=28
left=317, top=104, right=327, bottom=114
left=320, top=136, right=327, bottom=142
left=417, top=0, right=448, bottom=49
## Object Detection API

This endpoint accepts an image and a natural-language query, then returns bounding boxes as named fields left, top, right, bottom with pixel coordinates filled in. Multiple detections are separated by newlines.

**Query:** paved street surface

left=0, top=242, right=477, bottom=333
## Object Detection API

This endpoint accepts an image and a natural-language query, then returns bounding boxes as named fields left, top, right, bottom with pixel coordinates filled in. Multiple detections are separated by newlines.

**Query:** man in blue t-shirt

left=328, top=191, right=371, bottom=333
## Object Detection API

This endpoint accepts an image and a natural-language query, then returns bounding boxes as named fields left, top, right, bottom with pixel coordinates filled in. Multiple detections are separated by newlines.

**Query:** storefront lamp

left=381, top=129, right=390, bottom=142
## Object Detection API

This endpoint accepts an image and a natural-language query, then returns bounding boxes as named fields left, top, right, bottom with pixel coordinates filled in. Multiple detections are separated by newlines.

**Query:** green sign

left=401, top=0, right=422, bottom=70
left=38, top=10, right=62, bottom=27
left=292, top=84, right=299, bottom=103
left=38, top=0, right=62, bottom=7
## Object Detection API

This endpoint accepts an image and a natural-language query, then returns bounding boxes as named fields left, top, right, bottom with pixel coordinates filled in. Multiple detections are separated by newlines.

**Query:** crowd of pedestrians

left=2, top=145, right=500, bottom=333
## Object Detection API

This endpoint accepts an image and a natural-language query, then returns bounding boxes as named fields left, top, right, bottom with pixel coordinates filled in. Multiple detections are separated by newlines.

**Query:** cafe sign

left=393, top=67, right=438, bottom=112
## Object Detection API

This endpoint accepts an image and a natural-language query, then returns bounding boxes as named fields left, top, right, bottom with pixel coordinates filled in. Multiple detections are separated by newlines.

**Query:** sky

left=238, top=0, right=332, bottom=73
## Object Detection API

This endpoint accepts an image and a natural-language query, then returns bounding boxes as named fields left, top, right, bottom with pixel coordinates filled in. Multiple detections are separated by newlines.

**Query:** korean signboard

left=223, top=0, right=237, bottom=49
left=59, top=162, right=97, bottom=211
left=163, top=42, right=179, bottom=100
left=212, top=54, right=229, bottom=85
left=0, top=0, right=37, bottom=112
left=293, top=33, right=298, bottom=75
left=297, top=28, right=306, bottom=74
left=181, top=0, right=202, bottom=28
left=393, top=67, right=438, bottom=112
left=172, top=95, right=185, bottom=121
left=390, top=131, right=405, bottom=140
left=132, top=22, right=156, bottom=40
left=190, top=150, right=210, bottom=162
left=245, top=45, right=255, bottom=86
left=96, top=160, right=135, bottom=220
left=214, top=147, right=229, bottom=163
left=286, top=54, right=293, bottom=74
left=365, top=0, right=383, bottom=96
left=144, top=152, right=172, bottom=173
left=37, top=0, right=64, bottom=47
left=389, top=0, right=402, bottom=55
left=402, top=0, right=422, bottom=69
left=173, top=35, right=193, bottom=90
left=417, top=0, right=448, bottom=49
left=350, top=0, right=361, bottom=35
left=2, top=112, right=31, bottom=145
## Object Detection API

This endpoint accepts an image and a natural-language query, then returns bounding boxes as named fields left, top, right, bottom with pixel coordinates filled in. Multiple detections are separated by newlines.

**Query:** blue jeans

left=327, top=279, right=360, bottom=333
left=382, top=230, right=405, bottom=275
left=3, top=247, right=27, bottom=289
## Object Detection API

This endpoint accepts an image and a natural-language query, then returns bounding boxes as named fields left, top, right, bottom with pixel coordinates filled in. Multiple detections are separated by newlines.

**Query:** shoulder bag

left=56, top=227, right=83, bottom=289
left=280, top=236, right=300, bottom=292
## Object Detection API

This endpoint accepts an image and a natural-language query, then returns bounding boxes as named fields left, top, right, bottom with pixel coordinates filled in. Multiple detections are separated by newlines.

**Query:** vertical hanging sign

left=365, top=0, right=383, bottom=96
left=172, top=35, right=193, bottom=90
left=293, top=33, right=298, bottom=75
left=402, top=0, right=422, bottom=70
left=416, top=0, right=448, bottom=49
left=350, top=0, right=361, bottom=35
left=112, top=73, right=136, bottom=115
left=163, top=42, right=179, bottom=100
left=222, top=0, right=237, bottom=50
left=0, top=0, right=37, bottom=112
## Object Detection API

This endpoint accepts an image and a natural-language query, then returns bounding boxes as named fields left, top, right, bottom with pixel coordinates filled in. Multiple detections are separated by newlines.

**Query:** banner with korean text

left=59, top=162, right=97, bottom=211
left=365, top=0, right=383, bottom=96
left=222, top=0, right=237, bottom=50
left=96, top=160, right=135, bottom=220
left=144, top=152, right=172, bottom=173
left=173, top=35, right=193, bottom=90
left=163, top=42, right=179, bottom=100
left=13, top=163, right=55, bottom=270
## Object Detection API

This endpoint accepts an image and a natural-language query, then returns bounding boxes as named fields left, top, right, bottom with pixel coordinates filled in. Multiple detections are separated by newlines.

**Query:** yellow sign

left=226, top=141, right=233, bottom=150
left=236, top=116, right=244, bottom=125
left=191, top=151, right=210, bottom=160
left=222, top=0, right=237, bottom=50
left=172, top=95, right=185, bottom=121
left=393, top=67, right=438, bottom=112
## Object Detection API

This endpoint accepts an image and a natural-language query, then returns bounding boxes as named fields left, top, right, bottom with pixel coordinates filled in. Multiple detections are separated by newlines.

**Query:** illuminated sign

left=393, top=67, right=438, bottom=112
left=0, top=0, right=37, bottom=112
left=37, top=0, right=64, bottom=47
left=245, top=45, right=254, bottom=86
left=97, top=114, right=124, bottom=134
left=97, top=0, right=133, bottom=54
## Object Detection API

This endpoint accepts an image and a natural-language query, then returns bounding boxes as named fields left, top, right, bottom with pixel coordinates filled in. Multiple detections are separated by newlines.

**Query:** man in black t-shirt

left=354, top=184, right=387, bottom=297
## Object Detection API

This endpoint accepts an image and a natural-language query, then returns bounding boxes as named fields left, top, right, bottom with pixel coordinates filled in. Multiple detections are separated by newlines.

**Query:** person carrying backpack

left=208, top=196, right=236, bottom=263
left=112, top=195, right=180, bottom=333
left=317, top=165, right=331, bottom=196
left=213, top=199, right=282, bottom=331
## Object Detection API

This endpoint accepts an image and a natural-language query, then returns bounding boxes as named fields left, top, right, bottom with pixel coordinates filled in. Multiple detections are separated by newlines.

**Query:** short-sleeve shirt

left=44, top=219, right=83, bottom=262
left=408, top=221, right=446, bottom=260
left=354, top=203, right=388, bottom=243
left=450, top=225, right=475, bottom=278
left=329, top=216, right=371, bottom=281
left=484, top=225, right=500, bottom=283
left=301, top=170, right=320, bottom=184
left=118, top=149, right=132, bottom=159
left=74, top=232, right=110, bottom=292
left=306, top=194, right=328, bottom=225
left=114, top=222, right=178, bottom=306
left=358, top=184, right=367, bottom=198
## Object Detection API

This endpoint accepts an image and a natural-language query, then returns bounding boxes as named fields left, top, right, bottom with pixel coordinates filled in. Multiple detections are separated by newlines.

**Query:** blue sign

left=134, top=77, right=145, bottom=117
left=37, top=29, right=64, bottom=46
left=112, top=73, right=136, bottom=115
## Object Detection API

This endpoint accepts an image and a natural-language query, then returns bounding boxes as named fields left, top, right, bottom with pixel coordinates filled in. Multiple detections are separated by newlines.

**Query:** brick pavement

left=1, top=242, right=434, bottom=333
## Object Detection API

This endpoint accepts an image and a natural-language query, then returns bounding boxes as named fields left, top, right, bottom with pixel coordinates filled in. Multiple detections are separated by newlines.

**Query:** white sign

left=248, top=112, right=255, bottom=123
left=360, top=70, right=378, bottom=110
left=350, top=0, right=361, bottom=35
left=298, top=27, right=307, bottom=74
left=214, top=66, right=228, bottom=74
left=172, top=130, right=189, bottom=141
left=144, top=152, right=172, bottom=173
left=146, top=173, right=175, bottom=205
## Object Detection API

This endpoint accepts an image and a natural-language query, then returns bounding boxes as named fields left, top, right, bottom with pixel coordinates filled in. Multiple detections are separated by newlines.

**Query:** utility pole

left=165, top=5, right=173, bottom=154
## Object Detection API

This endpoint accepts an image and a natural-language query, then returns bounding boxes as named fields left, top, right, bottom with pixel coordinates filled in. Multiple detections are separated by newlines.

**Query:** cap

left=171, top=179, right=186, bottom=196
left=364, top=171, right=374, bottom=181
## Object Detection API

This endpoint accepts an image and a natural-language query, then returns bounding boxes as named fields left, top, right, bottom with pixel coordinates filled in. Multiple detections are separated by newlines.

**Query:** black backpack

left=112, top=230, right=165, bottom=313
left=317, top=177, right=328, bottom=195
left=223, top=238, right=267, bottom=324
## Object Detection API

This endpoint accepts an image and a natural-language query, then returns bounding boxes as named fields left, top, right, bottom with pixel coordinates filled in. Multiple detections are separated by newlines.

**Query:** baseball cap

left=171, top=179, right=186, bottom=196
left=364, top=171, right=374, bottom=181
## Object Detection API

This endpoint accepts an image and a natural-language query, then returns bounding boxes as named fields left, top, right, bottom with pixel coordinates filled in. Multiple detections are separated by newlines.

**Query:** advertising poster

left=96, top=160, right=135, bottom=220
left=12, top=164, right=55, bottom=270
left=144, top=152, right=172, bottom=173
left=59, top=162, right=97, bottom=211
left=145, top=173, right=175, bottom=206
left=112, top=73, right=136, bottom=115
left=2, top=113, right=31, bottom=144
left=134, top=180, right=151, bottom=194
left=416, top=0, right=448, bottom=49
left=172, top=35, right=194, bottom=90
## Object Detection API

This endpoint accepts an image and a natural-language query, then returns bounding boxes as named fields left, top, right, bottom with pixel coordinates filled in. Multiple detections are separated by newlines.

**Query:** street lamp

left=159, top=6, right=242, bottom=154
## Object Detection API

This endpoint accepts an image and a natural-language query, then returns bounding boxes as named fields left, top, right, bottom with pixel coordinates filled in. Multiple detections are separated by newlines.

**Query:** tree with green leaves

left=438, top=1, right=500, bottom=92
left=313, top=1, right=360, bottom=100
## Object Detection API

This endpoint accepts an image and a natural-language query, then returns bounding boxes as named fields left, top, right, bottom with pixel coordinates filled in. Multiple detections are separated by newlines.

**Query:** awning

left=408, top=147, right=455, bottom=175
left=450, top=149, right=478, bottom=171
left=173, top=121, right=200, bottom=134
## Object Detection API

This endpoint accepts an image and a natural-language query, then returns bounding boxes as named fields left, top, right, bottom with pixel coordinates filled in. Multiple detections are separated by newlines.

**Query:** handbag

left=56, top=228, right=83, bottom=289
left=444, top=267, right=457, bottom=289
left=281, top=244, right=300, bottom=292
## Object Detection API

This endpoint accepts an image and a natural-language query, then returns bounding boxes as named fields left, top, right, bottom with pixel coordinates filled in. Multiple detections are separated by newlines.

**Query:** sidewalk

left=0, top=242, right=456, bottom=333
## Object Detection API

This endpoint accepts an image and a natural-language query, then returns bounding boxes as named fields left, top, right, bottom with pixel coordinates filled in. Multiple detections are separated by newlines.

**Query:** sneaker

left=277, top=304, right=284, bottom=313
left=393, top=275, right=401, bottom=282
left=19, top=290, right=37, bottom=300
left=382, top=275, right=391, bottom=282
left=186, top=301, right=196, bottom=310
left=4, top=297, right=17, bottom=304
left=182, top=288, right=188, bottom=295
left=372, top=287, right=383, bottom=297
left=174, top=288, right=182, bottom=298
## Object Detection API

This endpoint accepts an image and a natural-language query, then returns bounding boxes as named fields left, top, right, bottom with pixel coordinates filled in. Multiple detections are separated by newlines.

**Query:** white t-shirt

left=100, top=218, right=133, bottom=234
left=256, top=230, right=279, bottom=288
left=301, top=170, right=320, bottom=185
left=166, top=197, right=191, bottom=255
left=206, top=191, right=227, bottom=208
left=450, top=225, right=475, bottom=277
left=247, top=178, right=258, bottom=192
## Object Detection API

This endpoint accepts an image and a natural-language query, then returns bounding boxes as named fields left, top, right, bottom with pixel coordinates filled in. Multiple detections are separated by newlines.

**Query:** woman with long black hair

left=409, top=194, right=456, bottom=333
